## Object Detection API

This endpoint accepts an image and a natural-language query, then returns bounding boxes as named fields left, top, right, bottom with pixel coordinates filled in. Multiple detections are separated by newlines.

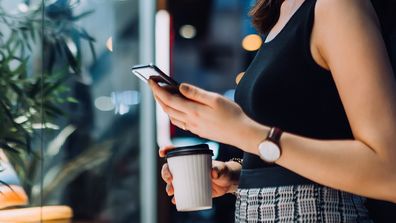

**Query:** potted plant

left=0, top=0, right=95, bottom=206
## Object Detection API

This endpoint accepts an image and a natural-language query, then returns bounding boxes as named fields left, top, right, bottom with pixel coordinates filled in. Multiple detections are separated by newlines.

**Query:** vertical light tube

left=155, top=10, right=172, bottom=148
left=139, top=0, right=156, bottom=222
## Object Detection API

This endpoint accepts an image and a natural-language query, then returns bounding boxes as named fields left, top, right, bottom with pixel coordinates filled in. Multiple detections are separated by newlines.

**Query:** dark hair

left=249, top=0, right=283, bottom=35
left=250, top=0, right=395, bottom=36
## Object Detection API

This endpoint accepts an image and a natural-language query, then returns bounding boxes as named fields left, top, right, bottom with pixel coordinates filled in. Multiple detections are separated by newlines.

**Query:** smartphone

left=131, top=64, right=181, bottom=95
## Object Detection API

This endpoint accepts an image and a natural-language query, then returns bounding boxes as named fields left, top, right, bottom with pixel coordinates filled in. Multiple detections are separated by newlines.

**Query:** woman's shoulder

left=314, top=0, right=379, bottom=25
left=311, top=0, right=382, bottom=65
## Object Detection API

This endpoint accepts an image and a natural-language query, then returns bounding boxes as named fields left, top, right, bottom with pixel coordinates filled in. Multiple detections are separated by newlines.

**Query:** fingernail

left=180, top=84, right=189, bottom=92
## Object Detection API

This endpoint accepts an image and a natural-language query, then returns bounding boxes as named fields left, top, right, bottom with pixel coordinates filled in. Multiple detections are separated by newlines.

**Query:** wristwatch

left=258, top=127, right=283, bottom=163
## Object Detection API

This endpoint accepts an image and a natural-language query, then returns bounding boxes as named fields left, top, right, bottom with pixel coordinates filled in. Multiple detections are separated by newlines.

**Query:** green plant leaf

left=9, top=82, right=24, bottom=96
left=66, top=97, right=78, bottom=103
left=29, top=23, right=36, bottom=43
left=78, top=28, right=95, bottom=42
left=4, top=137, right=27, bottom=147
left=44, top=103, right=65, bottom=117
left=72, top=10, right=95, bottom=21
left=28, top=80, right=41, bottom=97
left=0, top=141, right=20, bottom=154
left=61, top=40, right=80, bottom=73
left=0, top=180, right=12, bottom=190
left=89, top=40, right=96, bottom=62
left=43, top=75, right=69, bottom=97
left=3, top=150, right=27, bottom=182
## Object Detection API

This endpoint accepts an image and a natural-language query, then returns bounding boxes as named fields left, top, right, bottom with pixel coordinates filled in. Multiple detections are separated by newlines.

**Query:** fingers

left=169, top=118, right=189, bottom=131
left=179, top=83, right=220, bottom=107
left=154, top=94, right=187, bottom=122
left=161, top=163, right=173, bottom=183
left=162, top=163, right=175, bottom=198
left=154, top=95, right=188, bottom=130
left=149, top=79, right=202, bottom=114
left=152, top=87, right=191, bottom=131
left=159, top=145, right=175, bottom=158
left=165, top=183, right=174, bottom=196
left=166, top=184, right=176, bottom=206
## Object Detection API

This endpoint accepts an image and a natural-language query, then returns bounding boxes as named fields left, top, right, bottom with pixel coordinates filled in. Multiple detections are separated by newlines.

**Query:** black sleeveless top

left=234, top=0, right=353, bottom=188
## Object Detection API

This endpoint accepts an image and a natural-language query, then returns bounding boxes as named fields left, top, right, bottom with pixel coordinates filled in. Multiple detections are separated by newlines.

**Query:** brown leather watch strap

left=267, top=127, right=283, bottom=146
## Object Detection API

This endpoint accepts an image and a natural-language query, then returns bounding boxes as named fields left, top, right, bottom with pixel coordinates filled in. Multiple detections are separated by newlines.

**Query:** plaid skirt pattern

left=235, top=184, right=372, bottom=222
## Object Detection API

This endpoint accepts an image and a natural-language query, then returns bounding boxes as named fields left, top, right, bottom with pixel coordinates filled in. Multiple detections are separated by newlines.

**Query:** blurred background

left=0, top=0, right=264, bottom=222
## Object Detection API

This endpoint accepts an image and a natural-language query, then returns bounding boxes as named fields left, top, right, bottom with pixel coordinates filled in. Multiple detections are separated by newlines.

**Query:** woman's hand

left=160, top=146, right=241, bottom=204
left=148, top=80, right=266, bottom=151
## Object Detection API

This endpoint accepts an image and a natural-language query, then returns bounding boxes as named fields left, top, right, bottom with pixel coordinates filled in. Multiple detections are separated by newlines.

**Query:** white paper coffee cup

left=166, top=144, right=213, bottom=212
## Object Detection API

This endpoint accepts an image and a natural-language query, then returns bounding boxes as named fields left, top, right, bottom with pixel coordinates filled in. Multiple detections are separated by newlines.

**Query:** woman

left=150, top=0, right=396, bottom=221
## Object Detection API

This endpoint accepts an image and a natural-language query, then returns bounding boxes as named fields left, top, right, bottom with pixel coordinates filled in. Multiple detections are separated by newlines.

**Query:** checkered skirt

left=235, top=184, right=372, bottom=222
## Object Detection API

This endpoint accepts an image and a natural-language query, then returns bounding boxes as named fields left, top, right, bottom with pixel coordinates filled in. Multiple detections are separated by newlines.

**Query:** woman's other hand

left=159, top=146, right=241, bottom=204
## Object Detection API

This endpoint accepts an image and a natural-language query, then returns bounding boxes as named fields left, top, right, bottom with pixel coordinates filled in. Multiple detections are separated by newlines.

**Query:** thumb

left=179, top=83, right=216, bottom=106
left=159, top=145, right=175, bottom=158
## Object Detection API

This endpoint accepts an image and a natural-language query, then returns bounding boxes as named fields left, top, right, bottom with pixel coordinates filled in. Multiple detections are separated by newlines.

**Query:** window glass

left=1, top=0, right=148, bottom=222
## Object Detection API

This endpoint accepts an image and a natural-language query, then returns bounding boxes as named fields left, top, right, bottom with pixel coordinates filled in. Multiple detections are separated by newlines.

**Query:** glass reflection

left=42, top=0, right=141, bottom=222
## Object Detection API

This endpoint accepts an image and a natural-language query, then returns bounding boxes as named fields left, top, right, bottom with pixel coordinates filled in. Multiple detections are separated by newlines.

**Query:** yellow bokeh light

left=236, top=72, right=245, bottom=85
left=242, top=34, right=262, bottom=51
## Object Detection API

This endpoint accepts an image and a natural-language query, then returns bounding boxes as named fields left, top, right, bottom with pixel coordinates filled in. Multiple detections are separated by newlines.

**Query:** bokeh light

left=242, top=34, right=262, bottom=51
left=179, top=25, right=197, bottom=39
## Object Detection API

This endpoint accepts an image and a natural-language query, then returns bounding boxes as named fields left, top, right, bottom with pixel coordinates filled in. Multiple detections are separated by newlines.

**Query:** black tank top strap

left=300, top=0, right=331, bottom=75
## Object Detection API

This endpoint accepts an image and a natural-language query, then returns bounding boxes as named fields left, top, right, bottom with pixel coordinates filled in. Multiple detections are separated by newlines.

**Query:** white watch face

left=258, top=141, right=281, bottom=163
